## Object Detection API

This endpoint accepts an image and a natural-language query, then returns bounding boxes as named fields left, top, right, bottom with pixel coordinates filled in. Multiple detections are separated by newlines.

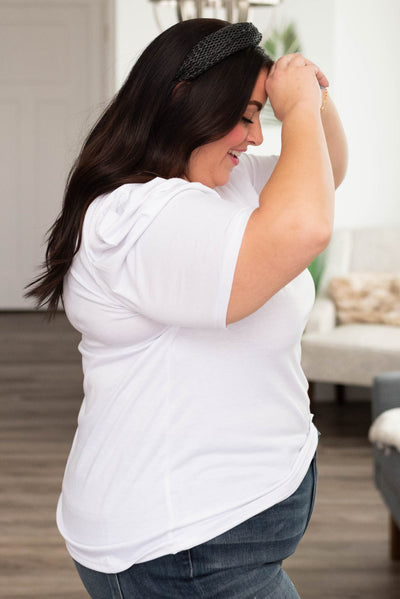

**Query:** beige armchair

left=301, top=227, right=400, bottom=399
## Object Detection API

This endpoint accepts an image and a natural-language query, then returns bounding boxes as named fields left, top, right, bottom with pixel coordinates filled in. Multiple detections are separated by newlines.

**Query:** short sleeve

left=86, top=180, right=253, bottom=329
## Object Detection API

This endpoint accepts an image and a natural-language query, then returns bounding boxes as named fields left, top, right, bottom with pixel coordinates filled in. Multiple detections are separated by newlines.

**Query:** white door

left=0, top=0, right=114, bottom=308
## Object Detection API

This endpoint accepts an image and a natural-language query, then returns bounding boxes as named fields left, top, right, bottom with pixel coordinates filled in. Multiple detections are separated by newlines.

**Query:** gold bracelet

left=320, top=88, right=328, bottom=112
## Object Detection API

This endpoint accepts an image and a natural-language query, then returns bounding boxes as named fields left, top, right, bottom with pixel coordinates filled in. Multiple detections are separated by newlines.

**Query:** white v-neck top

left=57, top=154, right=318, bottom=573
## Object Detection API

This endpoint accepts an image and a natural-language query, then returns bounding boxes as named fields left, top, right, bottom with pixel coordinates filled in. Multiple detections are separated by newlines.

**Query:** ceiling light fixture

left=149, top=0, right=282, bottom=30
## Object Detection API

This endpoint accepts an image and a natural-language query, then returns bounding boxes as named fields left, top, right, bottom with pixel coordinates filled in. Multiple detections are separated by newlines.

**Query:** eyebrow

left=247, top=100, right=263, bottom=111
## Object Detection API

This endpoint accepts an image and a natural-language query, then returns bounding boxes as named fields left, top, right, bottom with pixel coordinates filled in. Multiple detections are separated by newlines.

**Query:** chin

left=212, top=172, right=231, bottom=188
left=194, top=169, right=231, bottom=189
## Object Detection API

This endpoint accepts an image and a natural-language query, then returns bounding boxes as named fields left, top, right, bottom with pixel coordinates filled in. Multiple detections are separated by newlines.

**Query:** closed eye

left=242, top=117, right=254, bottom=124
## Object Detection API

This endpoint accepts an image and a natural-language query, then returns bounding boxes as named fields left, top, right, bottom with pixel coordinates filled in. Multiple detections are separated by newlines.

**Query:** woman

left=27, top=18, right=347, bottom=599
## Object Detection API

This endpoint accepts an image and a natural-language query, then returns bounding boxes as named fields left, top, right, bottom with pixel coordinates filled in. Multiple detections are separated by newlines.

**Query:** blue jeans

left=74, top=456, right=317, bottom=598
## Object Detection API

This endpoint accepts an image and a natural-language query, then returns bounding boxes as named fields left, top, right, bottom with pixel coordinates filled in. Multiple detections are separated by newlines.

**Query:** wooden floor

left=1, top=312, right=399, bottom=599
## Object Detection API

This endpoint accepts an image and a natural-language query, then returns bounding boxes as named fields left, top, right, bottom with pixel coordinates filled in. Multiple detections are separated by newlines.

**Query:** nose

left=247, top=118, right=263, bottom=146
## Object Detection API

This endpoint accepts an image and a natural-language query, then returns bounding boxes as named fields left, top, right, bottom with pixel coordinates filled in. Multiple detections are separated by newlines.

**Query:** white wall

left=114, top=0, right=400, bottom=228
left=333, top=0, right=400, bottom=228
left=265, top=0, right=400, bottom=228
left=115, top=0, right=158, bottom=87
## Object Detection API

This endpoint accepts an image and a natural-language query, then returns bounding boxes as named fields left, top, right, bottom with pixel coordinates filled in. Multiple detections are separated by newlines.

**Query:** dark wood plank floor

left=1, top=312, right=399, bottom=598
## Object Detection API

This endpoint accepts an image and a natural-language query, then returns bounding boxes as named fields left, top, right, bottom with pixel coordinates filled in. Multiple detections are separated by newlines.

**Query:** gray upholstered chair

left=369, top=371, right=400, bottom=560
left=301, top=227, right=400, bottom=401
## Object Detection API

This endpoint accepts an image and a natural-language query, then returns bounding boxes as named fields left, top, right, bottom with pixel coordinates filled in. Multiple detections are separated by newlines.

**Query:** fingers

left=265, top=52, right=329, bottom=121
left=317, top=71, right=330, bottom=89
left=268, top=54, right=305, bottom=75
left=269, top=53, right=329, bottom=88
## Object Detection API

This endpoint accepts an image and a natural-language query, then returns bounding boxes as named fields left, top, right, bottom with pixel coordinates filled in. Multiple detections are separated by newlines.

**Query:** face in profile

left=186, top=68, right=268, bottom=188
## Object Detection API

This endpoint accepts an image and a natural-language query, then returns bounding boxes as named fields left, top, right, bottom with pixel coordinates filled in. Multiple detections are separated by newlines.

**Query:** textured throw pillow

left=329, top=273, right=400, bottom=326
left=369, top=408, right=400, bottom=451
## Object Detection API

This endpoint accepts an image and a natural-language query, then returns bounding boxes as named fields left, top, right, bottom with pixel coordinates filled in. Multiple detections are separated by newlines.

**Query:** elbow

left=284, top=197, right=333, bottom=264
left=300, top=215, right=332, bottom=258
left=314, top=220, right=332, bottom=254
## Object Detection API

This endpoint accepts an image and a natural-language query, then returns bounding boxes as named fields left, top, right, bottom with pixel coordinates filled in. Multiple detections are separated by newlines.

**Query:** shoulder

left=83, top=178, right=220, bottom=250
left=239, top=153, right=279, bottom=180
left=225, top=153, right=279, bottom=188
left=88, top=177, right=216, bottom=221
left=217, top=154, right=279, bottom=203
left=238, top=153, right=279, bottom=196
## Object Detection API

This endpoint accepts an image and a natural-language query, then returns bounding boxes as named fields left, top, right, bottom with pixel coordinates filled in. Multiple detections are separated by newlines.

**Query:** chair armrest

left=372, top=372, right=400, bottom=420
left=304, top=297, right=336, bottom=334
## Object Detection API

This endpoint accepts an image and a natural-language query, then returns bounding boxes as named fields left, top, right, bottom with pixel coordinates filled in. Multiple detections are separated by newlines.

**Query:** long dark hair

left=26, top=18, right=273, bottom=313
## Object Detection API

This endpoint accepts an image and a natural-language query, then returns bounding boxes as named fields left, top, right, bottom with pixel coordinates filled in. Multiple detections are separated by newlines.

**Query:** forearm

left=258, top=105, right=335, bottom=242
left=321, top=92, right=348, bottom=188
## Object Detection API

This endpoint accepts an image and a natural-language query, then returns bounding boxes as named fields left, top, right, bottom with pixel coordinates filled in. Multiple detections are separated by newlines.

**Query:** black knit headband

left=175, top=22, right=263, bottom=82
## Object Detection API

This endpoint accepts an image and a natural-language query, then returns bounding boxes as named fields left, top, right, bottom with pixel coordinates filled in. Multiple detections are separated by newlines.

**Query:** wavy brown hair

left=26, top=18, right=273, bottom=313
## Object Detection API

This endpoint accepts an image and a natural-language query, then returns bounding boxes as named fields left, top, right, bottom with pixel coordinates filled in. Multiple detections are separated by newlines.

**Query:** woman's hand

left=266, top=54, right=329, bottom=122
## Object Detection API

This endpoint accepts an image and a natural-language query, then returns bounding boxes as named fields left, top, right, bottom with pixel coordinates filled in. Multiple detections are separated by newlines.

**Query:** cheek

left=224, top=123, right=246, bottom=146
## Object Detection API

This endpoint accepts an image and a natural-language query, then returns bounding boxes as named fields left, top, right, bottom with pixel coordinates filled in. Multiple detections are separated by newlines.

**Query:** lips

left=228, top=149, right=243, bottom=159
left=227, top=149, right=244, bottom=166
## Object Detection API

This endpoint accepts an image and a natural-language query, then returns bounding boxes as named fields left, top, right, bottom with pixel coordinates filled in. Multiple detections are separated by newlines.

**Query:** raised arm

left=321, top=91, right=348, bottom=188
left=227, top=54, right=339, bottom=324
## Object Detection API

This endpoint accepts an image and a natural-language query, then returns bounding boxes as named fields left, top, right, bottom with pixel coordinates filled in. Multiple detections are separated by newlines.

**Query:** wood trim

left=391, top=516, right=400, bottom=561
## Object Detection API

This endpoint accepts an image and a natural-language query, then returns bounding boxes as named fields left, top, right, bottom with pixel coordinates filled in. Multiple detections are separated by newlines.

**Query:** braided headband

left=175, top=22, right=263, bottom=82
